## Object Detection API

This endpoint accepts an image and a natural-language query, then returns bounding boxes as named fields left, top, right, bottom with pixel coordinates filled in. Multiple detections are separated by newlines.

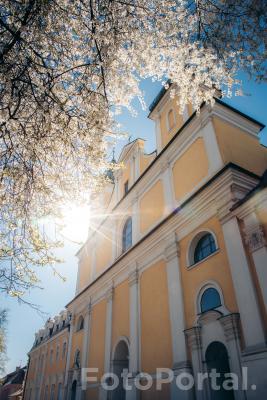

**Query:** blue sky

left=1, top=74, right=267, bottom=376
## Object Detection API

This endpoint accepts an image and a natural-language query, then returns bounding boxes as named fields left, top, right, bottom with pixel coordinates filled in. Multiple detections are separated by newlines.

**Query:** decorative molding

left=184, top=327, right=202, bottom=351
left=219, top=313, right=241, bottom=342
left=160, top=159, right=170, bottom=173
left=245, top=225, right=266, bottom=253
left=173, top=360, right=192, bottom=372
left=197, top=309, right=222, bottom=327
left=105, top=285, right=114, bottom=302
left=128, top=268, right=139, bottom=287
left=164, top=233, right=180, bottom=261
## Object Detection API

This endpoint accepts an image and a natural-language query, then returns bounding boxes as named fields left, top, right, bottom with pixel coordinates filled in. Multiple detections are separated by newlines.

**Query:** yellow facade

left=95, top=231, right=113, bottom=276
left=112, top=280, right=130, bottom=347
left=178, top=216, right=238, bottom=329
left=77, top=256, right=91, bottom=293
left=172, top=137, right=209, bottom=201
left=159, top=98, right=184, bottom=148
left=88, top=300, right=106, bottom=380
left=213, top=117, right=267, bottom=175
left=140, top=260, right=173, bottom=373
left=25, top=88, right=267, bottom=400
left=139, top=180, right=165, bottom=233
left=140, top=152, right=156, bottom=175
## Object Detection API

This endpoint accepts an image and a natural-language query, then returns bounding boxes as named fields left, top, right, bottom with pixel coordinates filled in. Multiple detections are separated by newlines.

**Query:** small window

left=57, top=382, right=62, bottom=400
left=167, top=109, right=175, bottom=130
left=56, top=345, right=59, bottom=362
left=194, top=233, right=216, bottom=264
left=50, top=384, right=55, bottom=400
left=62, top=342, right=67, bottom=359
left=77, top=316, right=84, bottom=331
left=50, top=349, right=53, bottom=365
left=124, top=180, right=129, bottom=195
left=44, top=386, right=48, bottom=400
left=74, top=349, right=81, bottom=369
left=200, top=288, right=221, bottom=313
left=122, top=217, right=132, bottom=253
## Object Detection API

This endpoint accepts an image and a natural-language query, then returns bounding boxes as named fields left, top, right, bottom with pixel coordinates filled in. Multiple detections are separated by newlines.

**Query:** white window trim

left=186, top=229, right=219, bottom=268
left=196, top=281, right=229, bottom=316
left=167, top=108, right=176, bottom=132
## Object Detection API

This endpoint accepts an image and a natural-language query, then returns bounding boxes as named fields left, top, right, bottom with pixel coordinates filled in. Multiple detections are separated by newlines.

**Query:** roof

left=148, top=79, right=172, bottom=114
left=9, top=388, right=23, bottom=397
left=117, top=138, right=145, bottom=163
left=231, top=169, right=267, bottom=211
left=148, top=83, right=264, bottom=130
left=1, top=367, right=26, bottom=386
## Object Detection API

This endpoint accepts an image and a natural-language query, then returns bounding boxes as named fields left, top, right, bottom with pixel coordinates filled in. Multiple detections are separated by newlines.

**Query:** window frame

left=76, top=315, right=84, bottom=332
left=187, top=230, right=218, bottom=268
left=62, top=342, right=67, bottom=359
left=122, top=217, right=132, bottom=253
left=124, top=180, right=129, bottom=195
left=167, top=108, right=176, bottom=131
left=196, top=282, right=225, bottom=315
left=194, top=233, right=217, bottom=264
left=200, top=287, right=222, bottom=313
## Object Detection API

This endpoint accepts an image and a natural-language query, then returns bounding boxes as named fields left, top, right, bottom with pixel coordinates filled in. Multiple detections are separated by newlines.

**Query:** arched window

left=50, top=384, right=55, bottom=400
left=50, top=349, right=53, bottom=365
left=44, top=387, right=48, bottom=400
left=57, top=383, right=62, bottom=400
left=62, top=342, right=67, bottom=359
left=122, top=217, right=132, bottom=253
left=167, top=109, right=175, bottom=130
left=194, top=233, right=216, bottom=264
left=77, top=316, right=84, bottom=331
left=200, top=287, right=221, bottom=313
left=74, top=350, right=81, bottom=369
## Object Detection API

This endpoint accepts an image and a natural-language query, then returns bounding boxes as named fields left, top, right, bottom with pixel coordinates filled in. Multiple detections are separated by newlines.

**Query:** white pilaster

left=155, top=117, right=162, bottom=153
left=126, top=267, right=140, bottom=400
left=81, top=302, right=92, bottom=399
left=185, top=327, right=205, bottom=400
left=201, top=118, right=223, bottom=175
left=134, top=151, right=140, bottom=182
left=111, top=220, right=118, bottom=262
left=222, top=217, right=265, bottom=348
left=244, top=212, right=267, bottom=311
left=130, top=157, right=135, bottom=186
left=132, top=197, right=140, bottom=244
left=183, top=105, right=189, bottom=123
left=64, top=315, right=74, bottom=392
left=161, top=162, right=175, bottom=215
left=219, top=313, right=245, bottom=400
left=90, top=239, right=96, bottom=282
left=104, top=286, right=113, bottom=374
left=99, top=286, right=113, bottom=400
left=128, top=267, right=139, bottom=374
left=82, top=302, right=91, bottom=369
left=165, top=234, right=194, bottom=400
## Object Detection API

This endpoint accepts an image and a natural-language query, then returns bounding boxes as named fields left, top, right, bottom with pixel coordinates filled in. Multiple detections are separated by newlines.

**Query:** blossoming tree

left=0, top=0, right=266, bottom=299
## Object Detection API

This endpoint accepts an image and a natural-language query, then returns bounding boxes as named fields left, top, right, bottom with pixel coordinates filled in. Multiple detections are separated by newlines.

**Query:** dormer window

left=124, top=180, right=129, bottom=195
left=167, top=109, right=175, bottom=131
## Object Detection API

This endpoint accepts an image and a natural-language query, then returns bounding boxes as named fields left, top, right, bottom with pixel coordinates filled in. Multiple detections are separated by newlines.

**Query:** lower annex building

left=24, top=86, right=267, bottom=400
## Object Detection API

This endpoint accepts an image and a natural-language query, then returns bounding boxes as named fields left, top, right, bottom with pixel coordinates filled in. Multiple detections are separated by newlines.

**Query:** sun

left=60, top=203, right=92, bottom=243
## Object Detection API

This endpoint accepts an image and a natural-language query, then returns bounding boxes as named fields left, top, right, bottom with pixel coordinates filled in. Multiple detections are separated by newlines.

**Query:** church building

left=24, top=85, right=267, bottom=400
